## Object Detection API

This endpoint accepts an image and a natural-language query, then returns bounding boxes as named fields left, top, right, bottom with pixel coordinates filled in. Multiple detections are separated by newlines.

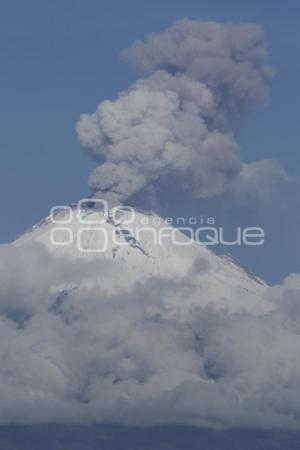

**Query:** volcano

left=13, top=203, right=270, bottom=316
left=0, top=204, right=292, bottom=429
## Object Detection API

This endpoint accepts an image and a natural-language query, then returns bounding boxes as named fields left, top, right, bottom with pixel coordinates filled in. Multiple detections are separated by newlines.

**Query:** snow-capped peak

left=13, top=204, right=270, bottom=315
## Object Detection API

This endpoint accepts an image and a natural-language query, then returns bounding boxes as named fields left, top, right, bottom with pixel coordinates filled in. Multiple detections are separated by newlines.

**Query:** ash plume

left=76, top=19, right=273, bottom=204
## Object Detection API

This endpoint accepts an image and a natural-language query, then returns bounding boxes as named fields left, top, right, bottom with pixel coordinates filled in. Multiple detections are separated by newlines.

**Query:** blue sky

left=0, top=0, right=300, bottom=282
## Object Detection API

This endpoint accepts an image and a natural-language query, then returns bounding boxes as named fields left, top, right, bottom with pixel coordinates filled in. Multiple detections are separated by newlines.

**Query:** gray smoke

left=76, top=19, right=273, bottom=204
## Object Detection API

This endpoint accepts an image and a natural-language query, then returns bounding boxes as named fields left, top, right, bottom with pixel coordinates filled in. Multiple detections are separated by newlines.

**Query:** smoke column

left=76, top=19, right=273, bottom=205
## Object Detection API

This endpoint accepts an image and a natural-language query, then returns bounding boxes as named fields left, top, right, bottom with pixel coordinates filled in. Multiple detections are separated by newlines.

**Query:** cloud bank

left=1, top=240, right=300, bottom=429
left=76, top=19, right=274, bottom=205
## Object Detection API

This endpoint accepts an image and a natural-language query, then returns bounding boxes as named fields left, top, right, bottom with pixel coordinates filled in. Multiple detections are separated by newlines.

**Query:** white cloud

left=0, top=239, right=300, bottom=429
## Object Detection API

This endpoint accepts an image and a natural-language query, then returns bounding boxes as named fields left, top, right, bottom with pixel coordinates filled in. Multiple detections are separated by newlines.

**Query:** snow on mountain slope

left=14, top=204, right=271, bottom=315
